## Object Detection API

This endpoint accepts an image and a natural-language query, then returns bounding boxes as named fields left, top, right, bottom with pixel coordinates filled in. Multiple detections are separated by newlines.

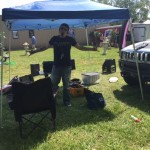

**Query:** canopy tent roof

left=2, top=0, right=130, bottom=30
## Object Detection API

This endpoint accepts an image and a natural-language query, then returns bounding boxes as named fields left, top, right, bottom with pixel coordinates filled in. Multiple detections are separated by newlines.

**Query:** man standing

left=102, top=36, right=109, bottom=55
left=30, top=23, right=97, bottom=106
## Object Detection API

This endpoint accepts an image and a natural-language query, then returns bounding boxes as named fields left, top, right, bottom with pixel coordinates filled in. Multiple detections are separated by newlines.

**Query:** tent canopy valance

left=2, top=0, right=130, bottom=30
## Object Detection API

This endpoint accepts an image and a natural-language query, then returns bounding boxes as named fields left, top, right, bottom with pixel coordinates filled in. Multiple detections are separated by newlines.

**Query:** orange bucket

left=69, top=87, right=84, bottom=96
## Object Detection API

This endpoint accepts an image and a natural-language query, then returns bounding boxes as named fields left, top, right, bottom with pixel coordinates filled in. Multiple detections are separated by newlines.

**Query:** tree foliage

left=92, top=0, right=150, bottom=22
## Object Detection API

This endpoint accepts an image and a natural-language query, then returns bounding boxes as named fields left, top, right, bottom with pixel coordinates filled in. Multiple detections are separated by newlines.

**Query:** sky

left=0, top=0, right=44, bottom=15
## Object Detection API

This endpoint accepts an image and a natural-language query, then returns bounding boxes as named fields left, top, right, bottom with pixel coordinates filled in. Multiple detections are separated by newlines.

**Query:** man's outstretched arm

left=29, top=46, right=51, bottom=56
left=74, top=43, right=97, bottom=51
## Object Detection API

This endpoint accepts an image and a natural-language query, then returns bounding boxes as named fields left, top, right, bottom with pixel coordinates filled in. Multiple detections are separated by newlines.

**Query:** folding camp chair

left=12, top=77, right=56, bottom=138
left=4, top=74, right=34, bottom=110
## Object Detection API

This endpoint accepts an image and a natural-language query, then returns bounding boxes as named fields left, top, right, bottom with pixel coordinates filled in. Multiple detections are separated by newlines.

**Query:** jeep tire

left=123, top=75, right=139, bottom=86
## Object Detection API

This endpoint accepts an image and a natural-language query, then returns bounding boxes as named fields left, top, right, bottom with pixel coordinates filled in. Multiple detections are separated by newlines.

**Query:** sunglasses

left=60, top=27, right=68, bottom=31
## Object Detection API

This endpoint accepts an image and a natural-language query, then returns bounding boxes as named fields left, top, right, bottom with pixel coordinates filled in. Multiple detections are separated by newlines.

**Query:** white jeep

left=119, top=40, right=150, bottom=85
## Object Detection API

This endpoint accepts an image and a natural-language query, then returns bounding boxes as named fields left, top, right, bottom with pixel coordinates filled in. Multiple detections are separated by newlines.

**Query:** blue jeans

left=50, top=65, right=71, bottom=105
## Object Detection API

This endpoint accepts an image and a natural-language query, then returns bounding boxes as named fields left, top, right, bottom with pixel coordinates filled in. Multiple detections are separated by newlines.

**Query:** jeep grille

left=120, top=51, right=150, bottom=63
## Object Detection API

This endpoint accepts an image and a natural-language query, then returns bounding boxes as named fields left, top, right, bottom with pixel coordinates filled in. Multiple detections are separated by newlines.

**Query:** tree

left=113, top=0, right=149, bottom=22
left=92, top=0, right=150, bottom=22
left=88, top=31, right=101, bottom=47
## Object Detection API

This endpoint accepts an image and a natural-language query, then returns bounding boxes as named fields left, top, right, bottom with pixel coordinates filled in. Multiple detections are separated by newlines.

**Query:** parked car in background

left=132, top=23, right=150, bottom=43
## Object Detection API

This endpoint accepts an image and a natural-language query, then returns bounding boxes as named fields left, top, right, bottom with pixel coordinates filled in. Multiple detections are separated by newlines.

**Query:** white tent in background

left=144, top=20, right=150, bottom=24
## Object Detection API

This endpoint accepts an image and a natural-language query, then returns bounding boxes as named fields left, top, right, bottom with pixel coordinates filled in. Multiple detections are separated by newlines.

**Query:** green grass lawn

left=0, top=47, right=150, bottom=150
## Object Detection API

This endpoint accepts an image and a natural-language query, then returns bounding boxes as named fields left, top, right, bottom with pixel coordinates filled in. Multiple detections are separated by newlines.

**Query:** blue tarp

left=2, top=0, right=130, bottom=30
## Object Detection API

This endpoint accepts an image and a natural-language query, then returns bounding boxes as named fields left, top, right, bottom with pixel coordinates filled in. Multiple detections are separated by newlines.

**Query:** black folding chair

left=12, top=77, right=56, bottom=138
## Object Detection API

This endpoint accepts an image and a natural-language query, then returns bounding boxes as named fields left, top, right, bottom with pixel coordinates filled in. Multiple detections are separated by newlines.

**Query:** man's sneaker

left=67, top=104, right=72, bottom=107
left=64, top=103, right=72, bottom=107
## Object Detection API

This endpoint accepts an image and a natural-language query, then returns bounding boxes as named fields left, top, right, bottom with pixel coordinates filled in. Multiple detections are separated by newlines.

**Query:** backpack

left=84, top=89, right=106, bottom=110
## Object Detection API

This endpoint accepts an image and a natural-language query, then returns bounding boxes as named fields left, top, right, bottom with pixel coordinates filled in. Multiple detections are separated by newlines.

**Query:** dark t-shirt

left=49, top=35, right=77, bottom=67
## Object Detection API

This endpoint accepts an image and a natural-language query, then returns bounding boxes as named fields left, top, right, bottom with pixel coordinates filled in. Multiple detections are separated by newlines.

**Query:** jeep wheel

left=123, top=76, right=139, bottom=86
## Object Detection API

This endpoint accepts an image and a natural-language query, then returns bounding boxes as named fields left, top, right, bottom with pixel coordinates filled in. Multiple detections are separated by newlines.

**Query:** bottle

left=131, top=115, right=140, bottom=122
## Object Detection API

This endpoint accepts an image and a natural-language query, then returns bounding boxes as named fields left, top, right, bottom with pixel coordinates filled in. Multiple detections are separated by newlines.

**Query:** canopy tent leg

left=8, top=31, right=12, bottom=81
left=0, top=31, right=5, bottom=128
left=85, top=28, right=89, bottom=46
left=129, top=19, right=144, bottom=100
left=85, top=27, right=91, bottom=61
left=0, top=53, right=4, bottom=128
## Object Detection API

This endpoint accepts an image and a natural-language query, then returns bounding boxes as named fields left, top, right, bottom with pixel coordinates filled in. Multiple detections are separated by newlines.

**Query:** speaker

left=102, top=59, right=116, bottom=74
left=42, top=59, right=76, bottom=77
left=30, top=64, right=40, bottom=76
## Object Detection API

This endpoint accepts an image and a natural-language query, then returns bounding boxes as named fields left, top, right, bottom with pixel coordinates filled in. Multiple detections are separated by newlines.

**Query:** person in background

left=110, top=28, right=116, bottom=47
left=102, top=36, right=110, bottom=55
left=99, top=33, right=104, bottom=47
left=31, top=33, right=37, bottom=50
left=115, top=29, right=120, bottom=48
left=30, top=23, right=97, bottom=107
left=69, top=28, right=75, bottom=39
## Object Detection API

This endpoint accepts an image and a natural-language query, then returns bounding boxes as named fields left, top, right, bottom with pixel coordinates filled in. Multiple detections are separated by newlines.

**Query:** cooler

left=82, top=72, right=100, bottom=85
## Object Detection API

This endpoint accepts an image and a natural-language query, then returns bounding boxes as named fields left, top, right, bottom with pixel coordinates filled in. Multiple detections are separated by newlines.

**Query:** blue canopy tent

left=2, top=0, right=130, bottom=30
left=1, top=0, right=131, bottom=127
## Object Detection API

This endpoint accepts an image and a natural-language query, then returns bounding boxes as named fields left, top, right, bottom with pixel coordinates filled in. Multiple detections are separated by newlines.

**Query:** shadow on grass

left=56, top=100, right=115, bottom=131
left=0, top=98, right=53, bottom=150
left=0, top=82, right=116, bottom=149
left=113, top=84, right=150, bottom=114
left=0, top=115, right=56, bottom=150
left=0, top=125, right=49, bottom=150
left=0, top=90, right=116, bottom=150
left=54, top=86, right=116, bottom=131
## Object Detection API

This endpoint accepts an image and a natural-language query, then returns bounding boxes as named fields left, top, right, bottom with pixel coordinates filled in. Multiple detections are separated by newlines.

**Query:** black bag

left=69, top=78, right=81, bottom=87
left=8, top=76, right=19, bottom=85
left=5, top=75, right=34, bottom=110
left=84, top=89, right=106, bottom=110
left=4, top=76, right=19, bottom=109
left=19, top=74, right=34, bottom=84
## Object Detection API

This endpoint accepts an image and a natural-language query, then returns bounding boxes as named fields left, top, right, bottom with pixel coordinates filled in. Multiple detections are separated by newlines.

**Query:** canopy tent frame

left=2, top=0, right=130, bottom=30
left=1, top=0, right=134, bottom=128
left=129, top=19, right=144, bottom=100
